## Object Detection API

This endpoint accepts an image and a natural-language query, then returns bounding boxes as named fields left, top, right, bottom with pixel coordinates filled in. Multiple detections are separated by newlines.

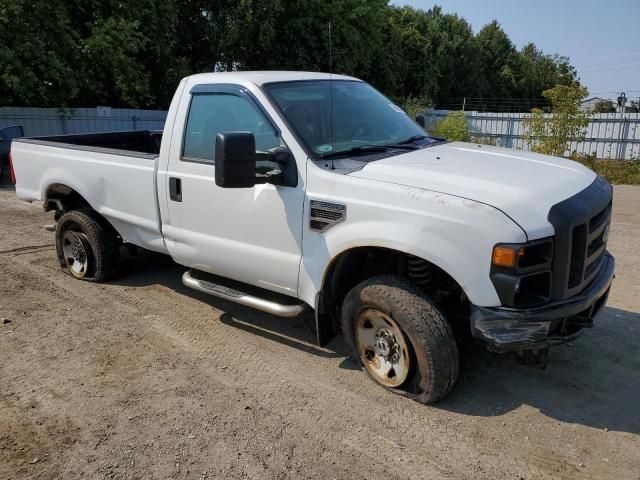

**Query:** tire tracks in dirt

left=2, top=189, right=639, bottom=480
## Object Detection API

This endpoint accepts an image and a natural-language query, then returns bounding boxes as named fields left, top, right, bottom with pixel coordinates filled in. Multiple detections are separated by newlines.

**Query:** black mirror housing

left=215, top=132, right=258, bottom=188
left=415, top=113, right=426, bottom=128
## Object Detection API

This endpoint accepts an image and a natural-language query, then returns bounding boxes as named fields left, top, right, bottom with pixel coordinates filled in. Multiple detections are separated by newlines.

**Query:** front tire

left=341, top=275, right=459, bottom=404
left=55, top=209, right=119, bottom=282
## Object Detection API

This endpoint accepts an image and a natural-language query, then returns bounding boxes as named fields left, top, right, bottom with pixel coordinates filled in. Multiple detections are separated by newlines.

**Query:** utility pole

left=617, top=92, right=627, bottom=115
left=616, top=92, right=628, bottom=159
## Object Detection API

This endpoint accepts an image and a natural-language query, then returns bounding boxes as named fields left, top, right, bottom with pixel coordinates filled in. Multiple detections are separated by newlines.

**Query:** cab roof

left=184, top=71, right=360, bottom=86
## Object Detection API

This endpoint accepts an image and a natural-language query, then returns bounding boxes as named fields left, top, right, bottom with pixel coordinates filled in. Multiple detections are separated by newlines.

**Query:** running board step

left=182, top=269, right=307, bottom=318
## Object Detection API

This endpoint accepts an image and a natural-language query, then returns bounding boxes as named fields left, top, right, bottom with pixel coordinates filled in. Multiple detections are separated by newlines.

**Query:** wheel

left=341, top=275, right=459, bottom=404
left=55, top=209, right=119, bottom=282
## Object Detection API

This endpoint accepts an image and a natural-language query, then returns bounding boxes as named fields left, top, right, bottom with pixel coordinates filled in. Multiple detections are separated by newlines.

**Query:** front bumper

left=471, top=253, right=615, bottom=351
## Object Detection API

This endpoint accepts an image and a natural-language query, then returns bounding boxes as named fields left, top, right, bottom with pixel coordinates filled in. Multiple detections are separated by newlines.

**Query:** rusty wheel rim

left=61, top=231, right=90, bottom=278
left=355, top=308, right=411, bottom=387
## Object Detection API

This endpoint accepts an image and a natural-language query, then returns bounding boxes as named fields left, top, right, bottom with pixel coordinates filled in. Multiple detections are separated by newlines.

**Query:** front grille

left=567, top=203, right=611, bottom=291
left=568, top=224, right=587, bottom=288
left=548, top=176, right=613, bottom=300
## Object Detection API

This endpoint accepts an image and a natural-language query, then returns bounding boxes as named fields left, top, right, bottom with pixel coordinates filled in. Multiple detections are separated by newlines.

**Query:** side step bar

left=182, top=270, right=307, bottom=318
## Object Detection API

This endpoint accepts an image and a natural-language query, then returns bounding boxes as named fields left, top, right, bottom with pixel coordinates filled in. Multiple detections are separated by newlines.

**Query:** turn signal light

left=492, top=246, right=523, bottom=268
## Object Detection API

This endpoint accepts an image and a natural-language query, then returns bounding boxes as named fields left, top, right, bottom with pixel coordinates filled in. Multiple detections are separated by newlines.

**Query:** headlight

left=490, top=238, right=553, bottom=307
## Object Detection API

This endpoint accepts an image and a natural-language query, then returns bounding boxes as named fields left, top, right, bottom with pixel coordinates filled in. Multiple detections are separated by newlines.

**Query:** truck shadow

left=114, top=251, right=640, bottom=435
left=113, top=250, right=341, bottom=360
left=437, top=306, right=640, bottom=434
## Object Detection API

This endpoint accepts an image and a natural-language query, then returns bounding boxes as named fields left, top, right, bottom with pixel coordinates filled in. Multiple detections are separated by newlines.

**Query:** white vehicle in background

left=11, top=72, right=614, bottom=403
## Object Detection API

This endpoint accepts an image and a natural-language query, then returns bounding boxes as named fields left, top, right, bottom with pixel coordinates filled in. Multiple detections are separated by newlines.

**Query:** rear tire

left=341, top=275, right=459, bottom=404
left=55, top=209, right=119, bottom=282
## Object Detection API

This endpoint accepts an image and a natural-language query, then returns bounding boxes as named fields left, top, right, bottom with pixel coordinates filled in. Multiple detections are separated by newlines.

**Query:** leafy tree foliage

left=430, top=111, right=470, bottom=141
left=0, top=0, right=581, bottom=109
left=475, top=20, right=518, bottom=98
left=523, top=84, right=590, bottom=157
left=592, top=99, right=616, bottom=113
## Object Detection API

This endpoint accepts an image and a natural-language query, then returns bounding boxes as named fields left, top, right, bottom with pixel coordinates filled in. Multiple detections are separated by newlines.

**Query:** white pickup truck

left=12, top=72, right=615, bottom=403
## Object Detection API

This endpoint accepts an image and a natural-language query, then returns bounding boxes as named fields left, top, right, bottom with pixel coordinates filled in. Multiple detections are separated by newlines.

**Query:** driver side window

left=182, top=92, right=280, bottom=163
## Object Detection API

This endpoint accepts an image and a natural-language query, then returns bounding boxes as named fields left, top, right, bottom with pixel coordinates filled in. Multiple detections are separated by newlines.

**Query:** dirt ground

left=0, top=185, right=639, bottom=480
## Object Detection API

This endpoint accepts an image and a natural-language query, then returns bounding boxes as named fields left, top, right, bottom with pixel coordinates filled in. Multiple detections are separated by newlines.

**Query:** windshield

left=264, top=80, right=427, bottom=158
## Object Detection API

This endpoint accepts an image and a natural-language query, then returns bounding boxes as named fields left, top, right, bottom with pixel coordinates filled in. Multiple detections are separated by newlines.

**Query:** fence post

left=507, top=114, right=514, bottom=148
left=619, top=116, right=629, bottom=160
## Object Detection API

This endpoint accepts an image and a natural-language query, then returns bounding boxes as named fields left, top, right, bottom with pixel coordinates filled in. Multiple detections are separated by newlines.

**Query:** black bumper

left=471, top=253, right=615, bottom=351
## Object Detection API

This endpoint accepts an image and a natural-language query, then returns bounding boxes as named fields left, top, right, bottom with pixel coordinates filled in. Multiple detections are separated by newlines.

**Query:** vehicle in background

left=0, top=125, right=23, bottom=185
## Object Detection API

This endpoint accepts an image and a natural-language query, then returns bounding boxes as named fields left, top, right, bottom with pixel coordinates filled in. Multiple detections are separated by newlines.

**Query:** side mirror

left=415, top=113, right=426, bottom=128
left=268, top=146, right=297, bottom=187
left=215, top=132, right=258, bottom=188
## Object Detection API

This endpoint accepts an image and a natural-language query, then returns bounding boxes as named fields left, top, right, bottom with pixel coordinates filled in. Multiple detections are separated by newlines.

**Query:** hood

left=348, top=142, right=597, bottom=239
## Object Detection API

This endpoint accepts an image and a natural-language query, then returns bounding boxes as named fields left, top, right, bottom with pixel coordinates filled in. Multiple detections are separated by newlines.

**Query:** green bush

left=523, top=84, right=589, bottom=157
left=572, top=154, right=640, bottom=185
left=399, top=96, right=432, bottom=122
left=430, top=111, right=470, bottom=141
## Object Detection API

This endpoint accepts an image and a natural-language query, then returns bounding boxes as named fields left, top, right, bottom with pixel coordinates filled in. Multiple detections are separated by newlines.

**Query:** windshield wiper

left=395, top=134, right=428, bottom=145
left=381, top=135, right=449, bottom=150
left=319, top=145, right=390, bottom=159
left=318, top=135, right=436, bottom=159
left=376, top=135, right=434, bottom=149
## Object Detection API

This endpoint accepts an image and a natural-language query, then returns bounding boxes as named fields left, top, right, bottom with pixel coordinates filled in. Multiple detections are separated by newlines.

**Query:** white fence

left=0, top=107, right=167, bottom=137
left=424, top=110, right=640, bottom=160
left=2, top=106, right=639, bottom=160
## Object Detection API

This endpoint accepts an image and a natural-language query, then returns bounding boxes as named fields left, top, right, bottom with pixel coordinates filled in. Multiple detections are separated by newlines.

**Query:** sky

left=394, top=0, right=640, bottom=101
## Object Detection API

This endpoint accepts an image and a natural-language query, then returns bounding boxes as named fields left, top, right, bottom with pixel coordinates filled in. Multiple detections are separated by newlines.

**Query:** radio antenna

left=328, top=22, right=335, bottom=170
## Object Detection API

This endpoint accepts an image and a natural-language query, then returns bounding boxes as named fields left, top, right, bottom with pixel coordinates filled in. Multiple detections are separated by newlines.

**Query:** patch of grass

left=573, top=156, right=640, bottom=185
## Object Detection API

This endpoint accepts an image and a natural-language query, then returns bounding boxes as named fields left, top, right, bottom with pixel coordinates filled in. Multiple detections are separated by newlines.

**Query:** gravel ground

left=0, top=185, right=639, bottom=480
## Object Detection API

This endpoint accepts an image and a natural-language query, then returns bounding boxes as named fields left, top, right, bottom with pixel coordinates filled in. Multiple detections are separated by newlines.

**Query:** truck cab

left=11, top=72, right=615, bottom=403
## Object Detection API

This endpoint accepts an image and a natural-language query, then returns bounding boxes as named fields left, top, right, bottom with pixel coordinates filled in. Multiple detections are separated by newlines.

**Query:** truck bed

left=12, top=131, right=167, bottom=254
left=21, top=130, right=163, bottom=157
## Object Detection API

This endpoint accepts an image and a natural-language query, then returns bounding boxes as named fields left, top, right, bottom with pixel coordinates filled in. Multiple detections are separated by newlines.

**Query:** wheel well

left=44, top=184, right=92, bottom=220
left=44, top=184, right=120, bottom=240
left=317, top=247, right=468, bottom=343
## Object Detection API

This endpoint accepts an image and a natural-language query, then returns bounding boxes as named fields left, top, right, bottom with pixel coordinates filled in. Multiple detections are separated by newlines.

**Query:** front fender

left=298, top=173, right=527, bottom=308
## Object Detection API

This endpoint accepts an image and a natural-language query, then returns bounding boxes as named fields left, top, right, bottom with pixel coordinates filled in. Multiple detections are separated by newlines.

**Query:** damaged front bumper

left=471, top=253, right=615, bottom=352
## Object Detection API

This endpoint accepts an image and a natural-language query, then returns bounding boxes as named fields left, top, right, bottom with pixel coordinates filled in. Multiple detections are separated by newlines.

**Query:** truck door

left=160, top=84, right=304, bottom=297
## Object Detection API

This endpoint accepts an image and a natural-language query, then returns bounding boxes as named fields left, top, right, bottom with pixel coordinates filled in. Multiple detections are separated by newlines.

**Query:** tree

left=0, top=0, right=81, bottom=106
left=523, top=84, right=589, bottom=157
left=80, top=17, right=151, bottom=107
left=592, top=99, right=616, bottom=113
left=0, top=0, right=584, bottom=109
left=514, top=43, right=578, bottom=102
left=475, top=21, right=517, bottom=98
left=376, top=6, right=482, bottom=101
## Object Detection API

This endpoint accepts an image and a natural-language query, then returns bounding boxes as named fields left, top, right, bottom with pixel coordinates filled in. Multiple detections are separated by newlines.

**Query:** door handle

left=169, top=177, right=182, bottom=202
